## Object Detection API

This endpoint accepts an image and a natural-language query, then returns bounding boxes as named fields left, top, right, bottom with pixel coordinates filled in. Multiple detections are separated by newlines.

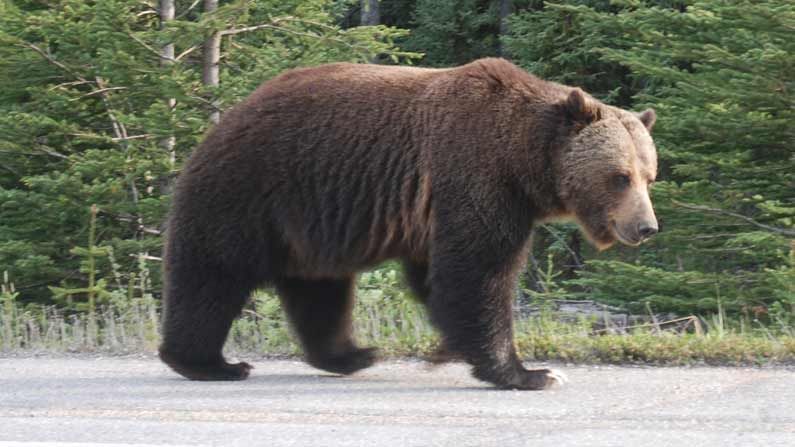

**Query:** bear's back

left=172, top=59, right=568, bottom=276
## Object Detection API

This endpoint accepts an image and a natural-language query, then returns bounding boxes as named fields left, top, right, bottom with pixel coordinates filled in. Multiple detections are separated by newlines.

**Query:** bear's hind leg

left=276, top=276, right=376, bottom=375
left=403, top=260, right=431, bottom=303
left=403, top=260, right=461, bottom=365
left=159, top=269, right=253, bottom=381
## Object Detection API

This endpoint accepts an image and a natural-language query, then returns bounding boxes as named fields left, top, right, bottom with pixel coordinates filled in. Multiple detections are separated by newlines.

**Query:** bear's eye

left=612, top=174, right=631, bottom=190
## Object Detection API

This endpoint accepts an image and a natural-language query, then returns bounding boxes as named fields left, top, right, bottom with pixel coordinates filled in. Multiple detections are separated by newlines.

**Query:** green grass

left=514, top=317, right=795, bottom=365
left=2, top=273, right=795, bottom=366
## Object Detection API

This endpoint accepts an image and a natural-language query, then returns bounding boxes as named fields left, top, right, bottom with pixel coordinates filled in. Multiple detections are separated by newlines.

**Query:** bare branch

left=111, top=134, right=152, bottom=142
left=126, top=31, right=178, bottom=63
left=20, top=43, right=89, bottom=83
left=176, top=0, right=201, bottom=19
left=0, top=147, right=69, bottom=161
left=672, top=200, right=795, bottom=237
left=68, top=133, right=108, bottom=140
left=94, top=77, right=130, bottom=144
left=48, top=80, right=92, bottom=91
left=0, top=150, right=43, bottom=157
left=36, top=146, right=70, bottom=160
left=78, top=86, right=128, bottom=98
left=218, top=15, right=291, bottom=36
left=101, top=210, right=161, bottom=236
left=93, top=76, right=141, bottom=211
left=188, top=95, right=224, bottom=113
left=176, top=45, right=199, bottom=61
left=219, top=23, right=283, bottom=36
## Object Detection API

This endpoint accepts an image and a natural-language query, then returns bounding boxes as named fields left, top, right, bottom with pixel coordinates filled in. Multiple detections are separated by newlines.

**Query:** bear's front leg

left=427, top=231, right=565, bottom=390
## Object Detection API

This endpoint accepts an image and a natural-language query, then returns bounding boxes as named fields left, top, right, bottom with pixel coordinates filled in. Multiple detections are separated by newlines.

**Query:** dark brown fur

left=159, top=58, right=657, bottom=389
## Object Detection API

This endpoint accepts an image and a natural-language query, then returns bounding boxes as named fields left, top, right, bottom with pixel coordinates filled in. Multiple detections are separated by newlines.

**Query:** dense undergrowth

left=3, top=268, right=794, bottom=366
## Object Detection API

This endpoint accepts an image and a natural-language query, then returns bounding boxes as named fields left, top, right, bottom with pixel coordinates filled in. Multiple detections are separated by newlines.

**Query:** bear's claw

left=521, top=368, right=567, bottom=390
left=545, top=369, right=568, bottom=387
left=494, top=367, right=568, bottom=390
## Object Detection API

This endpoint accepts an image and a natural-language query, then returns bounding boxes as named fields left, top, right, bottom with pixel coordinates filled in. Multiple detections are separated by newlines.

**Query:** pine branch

left=672, top=200, right=795, bottom=237
left=0, top=162, right=20, bottom=177
left=218, top=16, right=364, bottom=51
left=19, top=43, right=89, bottom=83
left=126, top=31, right=178, bottom=63
left=540, top=224, right=584, bottom=263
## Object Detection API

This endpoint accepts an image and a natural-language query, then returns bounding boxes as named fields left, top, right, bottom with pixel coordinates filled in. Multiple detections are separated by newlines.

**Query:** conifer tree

left=508, top=0, right=794, bottom=316
left=0, top=0, right=415, bottom=304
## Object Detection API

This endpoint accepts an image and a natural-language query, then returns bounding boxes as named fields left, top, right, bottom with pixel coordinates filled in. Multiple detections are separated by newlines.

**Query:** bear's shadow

left=244, top=373, right=491, bottom=394
left=161, top=373, right=491, bottom=396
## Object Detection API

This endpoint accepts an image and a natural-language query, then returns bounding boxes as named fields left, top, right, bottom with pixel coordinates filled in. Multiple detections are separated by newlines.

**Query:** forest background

left=0, top=0, right=793, bottom=355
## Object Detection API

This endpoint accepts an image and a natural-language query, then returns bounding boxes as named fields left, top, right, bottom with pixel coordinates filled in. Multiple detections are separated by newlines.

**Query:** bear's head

left=555, top=89, right=659, bottom=250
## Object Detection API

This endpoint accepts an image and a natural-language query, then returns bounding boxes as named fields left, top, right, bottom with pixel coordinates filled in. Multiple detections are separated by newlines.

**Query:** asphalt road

left=0, top=356, right=793, bottom=446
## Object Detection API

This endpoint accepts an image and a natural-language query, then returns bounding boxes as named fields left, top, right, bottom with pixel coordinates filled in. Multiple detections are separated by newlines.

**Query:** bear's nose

left=638, top=223, right=659, bottom=239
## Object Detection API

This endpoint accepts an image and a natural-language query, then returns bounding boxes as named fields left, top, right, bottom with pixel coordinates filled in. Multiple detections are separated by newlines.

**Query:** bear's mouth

left=611, top=222, right=642, bottom=246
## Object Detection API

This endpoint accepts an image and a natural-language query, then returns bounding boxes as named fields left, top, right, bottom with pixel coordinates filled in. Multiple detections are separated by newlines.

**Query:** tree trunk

left=565, top=230, right=584, bottom=278
left=203, top=0, right=221, bottom=124
left=525, top=228, right=546, bottom=293
left=159, top=0, right=176, bottom=167
left=360, top=0, right=380, bottom=26
left=497, top=0, right=512, bottom=57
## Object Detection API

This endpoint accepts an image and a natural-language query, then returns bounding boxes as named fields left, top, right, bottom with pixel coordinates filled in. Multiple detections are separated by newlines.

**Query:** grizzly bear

left=159, top=58, right=659, bottom=390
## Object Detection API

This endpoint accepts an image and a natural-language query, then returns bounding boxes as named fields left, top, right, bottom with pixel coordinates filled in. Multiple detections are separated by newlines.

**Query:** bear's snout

left=637, top=221, right=659, bottom=240
left=613, top=216, right=658, bottom=246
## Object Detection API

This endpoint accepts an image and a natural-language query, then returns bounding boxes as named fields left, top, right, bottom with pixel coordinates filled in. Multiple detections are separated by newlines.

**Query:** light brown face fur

left=557, top=90, right=659, bottom=250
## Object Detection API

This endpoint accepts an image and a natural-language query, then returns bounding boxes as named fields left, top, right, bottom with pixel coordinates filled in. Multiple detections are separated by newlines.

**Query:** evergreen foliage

left=0, top=0, right=792, bottom=326
left=0, top=0, right=414, bottom=305
left=507, top=0, right=794, bottom=319
left=403, top=0, right=501, bottom=66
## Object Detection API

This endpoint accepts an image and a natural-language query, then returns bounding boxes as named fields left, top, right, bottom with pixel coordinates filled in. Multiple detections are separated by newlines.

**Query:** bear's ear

left=565, top=88, right=601, bottom=125
left=637, top=108, right=656, bottom=132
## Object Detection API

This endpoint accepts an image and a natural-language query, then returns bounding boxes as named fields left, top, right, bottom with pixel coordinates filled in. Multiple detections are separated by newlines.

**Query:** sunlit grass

left=514, top=317, right=795, bottom=365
